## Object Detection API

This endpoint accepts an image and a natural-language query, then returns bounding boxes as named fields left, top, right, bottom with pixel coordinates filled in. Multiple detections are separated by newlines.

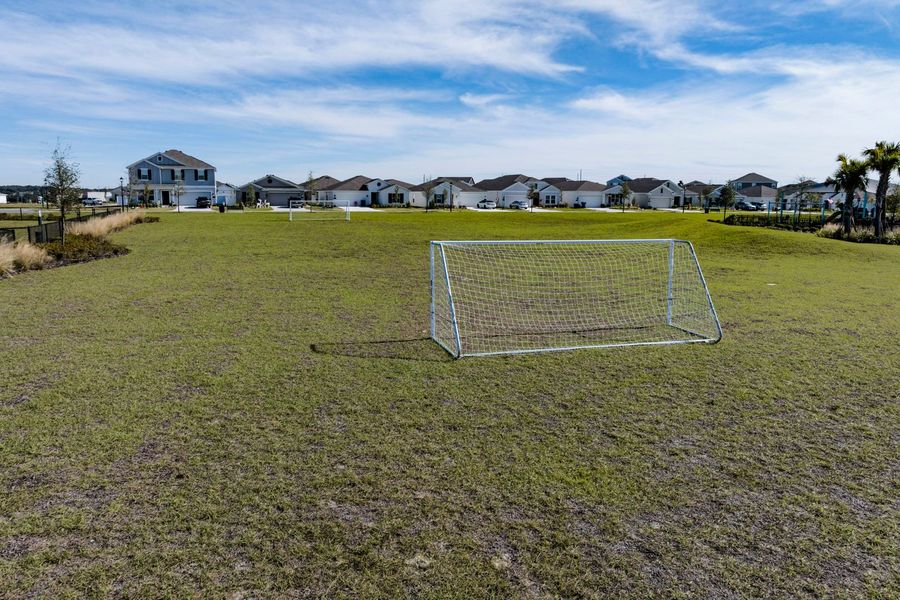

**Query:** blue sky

left=1, top=0, right=899, bottom=187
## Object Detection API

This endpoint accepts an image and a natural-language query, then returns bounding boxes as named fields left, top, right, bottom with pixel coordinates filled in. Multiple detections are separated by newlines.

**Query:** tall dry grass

left=0, top=238, right=51, bottom=275
left=66, top=210, right=149, bottom=238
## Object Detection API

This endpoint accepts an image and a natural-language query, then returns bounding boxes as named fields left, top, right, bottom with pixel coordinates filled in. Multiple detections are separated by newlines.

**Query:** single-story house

left=375, top=179, right=416, bottom=206
left=240, top=175, right=305, bottom=207
left=304, top=175, right=341, bottom=202
left=410, top=177, right=484, bottom=208
left=603, top=178, right=688, bottom=209
left=473, top=174, right=549, bottom=208
left=321, top=176, right=392, bottom=207
left=544, top=178, right=607, bottom=207
left=0, top=192, right=7, bottom=204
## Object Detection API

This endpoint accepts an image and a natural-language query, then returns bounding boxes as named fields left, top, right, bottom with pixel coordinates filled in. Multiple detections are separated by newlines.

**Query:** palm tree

left=862, top=141, right=900, bottom=241
left=826, top=154, right=869, bottom=236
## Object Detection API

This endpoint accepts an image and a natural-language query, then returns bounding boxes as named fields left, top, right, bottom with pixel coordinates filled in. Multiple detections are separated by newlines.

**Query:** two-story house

left=126, top=150, right=216, bottom=207
left=733, top=172, right=777, bottom=190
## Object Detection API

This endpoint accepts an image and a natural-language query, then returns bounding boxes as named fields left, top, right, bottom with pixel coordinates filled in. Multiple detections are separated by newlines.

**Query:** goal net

left=430, top=239, right=722, bottom=358
left=289, top=200, right=350, bottom=221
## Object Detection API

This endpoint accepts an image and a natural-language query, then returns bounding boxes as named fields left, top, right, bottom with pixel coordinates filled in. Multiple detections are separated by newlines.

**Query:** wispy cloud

left=0, top=0, right=898, bottom=186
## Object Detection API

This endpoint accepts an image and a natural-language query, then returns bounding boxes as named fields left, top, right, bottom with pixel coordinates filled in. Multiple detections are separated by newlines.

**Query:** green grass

left=1, top=211, right=897, bottom=598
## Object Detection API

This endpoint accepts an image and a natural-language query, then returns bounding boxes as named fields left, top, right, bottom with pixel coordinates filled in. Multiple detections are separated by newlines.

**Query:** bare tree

left=305, top=171, right=318, bottom=205
left=43, top=142, right=81, bottom=243
left=421, top=176, right=436, bottom=211
left=620, top=181, right=631, bottom=212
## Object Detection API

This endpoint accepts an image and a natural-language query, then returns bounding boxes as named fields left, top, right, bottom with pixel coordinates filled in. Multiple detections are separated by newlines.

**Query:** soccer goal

left=430, top=239, right=722, bottom=358
left=289, top=200, right=350, bottom=221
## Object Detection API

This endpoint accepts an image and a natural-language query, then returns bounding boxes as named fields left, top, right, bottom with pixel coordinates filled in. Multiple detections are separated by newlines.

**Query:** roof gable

left=247, top=174, right=303, bottom=189
left=324, top=175, right=374, bottom=191
left=734, top=172, right=776, bottom=184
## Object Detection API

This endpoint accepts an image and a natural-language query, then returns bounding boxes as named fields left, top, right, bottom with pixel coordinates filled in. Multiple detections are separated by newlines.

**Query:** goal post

left=289, top=200, right=350, bottom=222
left=430, top=239, right=722, bottom=358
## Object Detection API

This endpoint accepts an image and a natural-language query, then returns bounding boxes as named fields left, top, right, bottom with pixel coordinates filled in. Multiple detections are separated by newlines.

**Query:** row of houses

left=128, top=150, right=867, bottom=210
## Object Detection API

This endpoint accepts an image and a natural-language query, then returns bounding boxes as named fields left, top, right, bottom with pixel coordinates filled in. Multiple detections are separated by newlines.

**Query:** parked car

left=752, top=201, right=768, bottom=212
left=196, top=197, right=211, bottom=209
left=735, top=200, right=756, bottom=211
left=509, top=200, right=530, bottom=210
left=476, top=199, right=497, bottom=209
left=82, top=198, right=103, bottom=206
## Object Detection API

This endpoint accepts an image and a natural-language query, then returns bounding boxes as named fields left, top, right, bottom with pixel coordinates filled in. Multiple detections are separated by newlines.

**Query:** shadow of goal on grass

left=310, top=337, right=453, bottom=362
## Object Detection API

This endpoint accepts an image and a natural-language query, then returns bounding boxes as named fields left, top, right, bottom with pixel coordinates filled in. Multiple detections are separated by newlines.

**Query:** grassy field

left=1, top=210, right=897, bottom=598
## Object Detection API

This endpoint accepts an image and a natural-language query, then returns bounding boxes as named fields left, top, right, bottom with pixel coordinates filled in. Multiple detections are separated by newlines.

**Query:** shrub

left=0, top=238, right=51, bottom=275
left=41, top=234, right=128, bottom=262
left=815, top=223, right=842, bottom=240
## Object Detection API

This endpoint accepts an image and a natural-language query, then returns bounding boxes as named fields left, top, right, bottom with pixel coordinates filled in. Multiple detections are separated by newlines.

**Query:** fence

left=0, top=206, right=124, bottom=244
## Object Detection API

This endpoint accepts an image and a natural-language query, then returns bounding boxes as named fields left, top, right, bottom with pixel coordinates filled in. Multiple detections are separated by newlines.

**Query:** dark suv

left=196, top=197, right=211, bottom=209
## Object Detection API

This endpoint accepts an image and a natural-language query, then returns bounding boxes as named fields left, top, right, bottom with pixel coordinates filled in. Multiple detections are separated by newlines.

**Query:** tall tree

left=719, top=181, right=736, bottom=218
left=43, top=142, right=81, bottom=243
left=246, top=185, right=257, bottom=208
left=826, top=154, right=869, bottom=236
left=862, top=141, right=900, bottom=241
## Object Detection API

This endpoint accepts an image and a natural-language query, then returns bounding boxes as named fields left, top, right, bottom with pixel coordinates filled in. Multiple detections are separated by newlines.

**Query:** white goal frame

left=430, top=239, right=722, bottom=358
left=289, top=200, right=350, bottom=222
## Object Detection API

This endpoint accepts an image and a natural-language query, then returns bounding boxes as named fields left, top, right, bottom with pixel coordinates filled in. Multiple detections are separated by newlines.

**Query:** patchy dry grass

left=0, top=238, right=50, bottom=275
left=0, top=210, right=897, bottom=598
left=65, top=210, right=156, bottom=238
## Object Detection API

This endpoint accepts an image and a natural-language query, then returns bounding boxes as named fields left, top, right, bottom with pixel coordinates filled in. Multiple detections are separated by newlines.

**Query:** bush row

left=815, top=224, right=900, bottom=244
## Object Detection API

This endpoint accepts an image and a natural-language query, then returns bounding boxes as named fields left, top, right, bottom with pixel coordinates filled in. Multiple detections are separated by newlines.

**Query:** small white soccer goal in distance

left=430, top=239, right=722, bottom=358
left=289, top=199, right=350, bottom=222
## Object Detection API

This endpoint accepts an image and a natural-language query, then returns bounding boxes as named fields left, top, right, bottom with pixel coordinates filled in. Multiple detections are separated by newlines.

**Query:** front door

left=161, top=190, right=171, bottom=206
left=371, top=192, right=379, bottom=206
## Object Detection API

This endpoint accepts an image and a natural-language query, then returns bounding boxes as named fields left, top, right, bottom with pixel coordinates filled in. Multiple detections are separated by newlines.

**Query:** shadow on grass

left=310, top=337, right=453, bottom=362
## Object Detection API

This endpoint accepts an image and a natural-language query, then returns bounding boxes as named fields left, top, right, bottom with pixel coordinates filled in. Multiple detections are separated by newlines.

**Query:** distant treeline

left=1, top=185, right=111, bottom=202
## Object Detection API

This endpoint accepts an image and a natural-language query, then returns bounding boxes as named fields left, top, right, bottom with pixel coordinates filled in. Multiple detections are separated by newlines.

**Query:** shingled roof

left=323, top=175, right=374, bottom=191
left=541, top=177, right=606, bottom=192
left=411, top=177, right=481, bottom=192
left=473, top=174, right=536, bottom=190
left=622, top=178, right=667, bottom=193
left=164, top=149, right=215, bottom=170
left=734, top=172, right=776, bottom=184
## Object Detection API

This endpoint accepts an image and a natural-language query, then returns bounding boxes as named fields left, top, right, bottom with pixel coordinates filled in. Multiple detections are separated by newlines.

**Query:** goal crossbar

left=430, top=239, right=722, bottom=358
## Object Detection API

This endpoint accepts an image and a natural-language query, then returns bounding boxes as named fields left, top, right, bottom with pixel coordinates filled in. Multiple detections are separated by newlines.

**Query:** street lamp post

left=679, top=180, right=686, bottom=213
left=119, top=176, right=124, bottom=211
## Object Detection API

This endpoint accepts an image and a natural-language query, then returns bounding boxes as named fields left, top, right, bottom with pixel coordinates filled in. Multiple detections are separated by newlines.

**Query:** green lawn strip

left=0, top=210, right=897, bottom=597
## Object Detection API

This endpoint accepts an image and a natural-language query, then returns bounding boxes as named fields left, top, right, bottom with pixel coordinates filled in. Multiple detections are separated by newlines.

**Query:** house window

left=138, top=168, right=150, bottom=180
left=388, top=193, right=404, bottom=203
left=157, top=155, right=162, bottom=162
left=198, top=170, right=208, bottom=181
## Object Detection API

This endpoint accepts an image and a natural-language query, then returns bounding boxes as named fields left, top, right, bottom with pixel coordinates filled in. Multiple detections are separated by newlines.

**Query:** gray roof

left=622, top=178, right=667, bottom=193
left=734, top=172, right=777, bottom=184
left=473, top=174, right=536, bottom=190
left=309, top=175, right=340, bottom=189
left=323, top=175, right=374, bottom=191
left=245, top=174, right=303, bottom=190
left=164, top=149, right=215, bottom=170
left=545, top=178, right=606, bottom=192
left=411, top=177, right=481, bottom=192
left=384, top=178, right=416, bottom=190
